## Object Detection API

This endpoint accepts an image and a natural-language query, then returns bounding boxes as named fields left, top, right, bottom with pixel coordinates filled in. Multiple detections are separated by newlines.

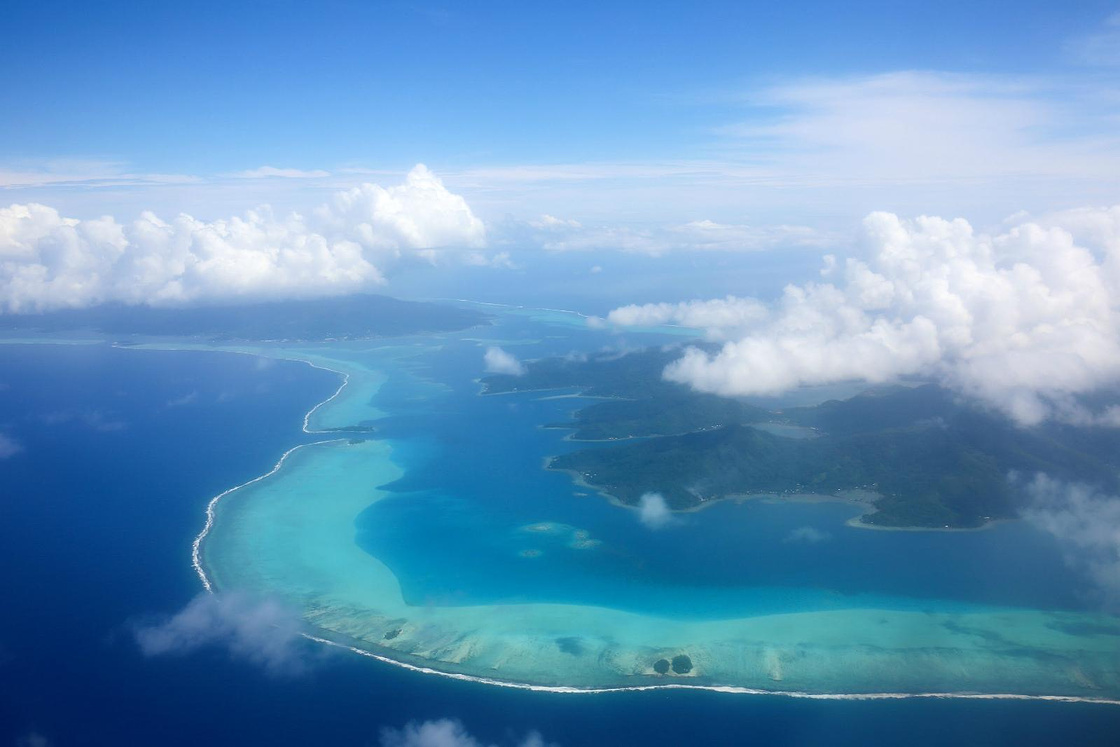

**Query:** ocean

left=2, top=337, right=1120, bottom=745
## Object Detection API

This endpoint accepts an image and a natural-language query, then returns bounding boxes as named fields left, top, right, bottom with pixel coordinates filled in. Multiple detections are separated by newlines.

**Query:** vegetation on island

left=483, top=348, right=1120, bottom=529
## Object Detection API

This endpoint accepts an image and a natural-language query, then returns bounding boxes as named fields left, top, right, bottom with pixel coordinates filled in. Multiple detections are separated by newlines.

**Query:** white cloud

left=164, top=391, right=199, bottom=408
left=719, top=72, right=1120, bottom=190
left=637, top=492, right=674, bottom=529
left=133, top=592, right=308, bottom=675
left=1021, top=474, right=1120, bottom=610
left=606, top=296, right=769, bottom=339
left=483, top=346, right=526, bottom=376
left=784, top=526, right=831, bottom=543
left=0, top=432, right=23, bottom=458
left=605, top=206, right=1120, bottom=425
left=380, top=719, right=552, bottom=747
left=528, top=214, right=582, bottom=230
left=315, top=164, right=485, bottom=255
left=0, top=165, right=484, bottom=313
left=527, top=219, right=826, bottom=255
left=230, top=166, right=331, bottom=179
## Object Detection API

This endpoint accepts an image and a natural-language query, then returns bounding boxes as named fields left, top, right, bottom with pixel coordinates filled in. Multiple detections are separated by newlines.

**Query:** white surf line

left=191, top=350, right=355, bottom=592
left=176, top=341, right=1120, bottom=706
left=300, top=363, right=351, bottom=433
left=302, top=634, right=1120, bottom=705
left=191, top=439, right=343, bottom=592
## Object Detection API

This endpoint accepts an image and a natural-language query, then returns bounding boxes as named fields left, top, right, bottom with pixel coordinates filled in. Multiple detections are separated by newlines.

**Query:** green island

left=483, top=348, right=1120, bottom=529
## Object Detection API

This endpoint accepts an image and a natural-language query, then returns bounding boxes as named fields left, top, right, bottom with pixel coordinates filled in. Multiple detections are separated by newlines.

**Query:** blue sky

left=4, top=1, right=1117, bottom=188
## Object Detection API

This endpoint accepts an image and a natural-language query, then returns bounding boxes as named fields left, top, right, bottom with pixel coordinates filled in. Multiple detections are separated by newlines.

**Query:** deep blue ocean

left=2, top=342, right=1119, bottom=746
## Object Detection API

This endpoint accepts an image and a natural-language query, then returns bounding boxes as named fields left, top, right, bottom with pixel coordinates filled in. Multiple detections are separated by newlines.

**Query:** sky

left=3, top=1, right=1120, bottom=424
left=2, top=0, right=1118, bottom=227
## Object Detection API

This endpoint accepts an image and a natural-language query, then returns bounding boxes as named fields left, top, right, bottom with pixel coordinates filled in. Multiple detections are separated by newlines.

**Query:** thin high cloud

left=132, top=592, right=309, bottom=676
left=229, top=166, right=331, bottom=179
left=1066, top=12, right=1120, bottom=67
left=716, top=71, right=1120, bottom=191
left=605, top=205, right=1120, bottom=426
left=380, top=719, right=554, bottom=747
left=0, top=165, right=485, bottom=313
left=1021, top=474, right=1120, bottom=610
left=508, top=216, right=830, bottom=255
left=0, top=432, right=23, bottom=458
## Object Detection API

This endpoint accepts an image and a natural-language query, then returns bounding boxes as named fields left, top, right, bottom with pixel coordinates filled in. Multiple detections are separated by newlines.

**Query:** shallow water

left=4, top=336, right=1120, bottom=745
left=195, top=306, right=1120, bottom=698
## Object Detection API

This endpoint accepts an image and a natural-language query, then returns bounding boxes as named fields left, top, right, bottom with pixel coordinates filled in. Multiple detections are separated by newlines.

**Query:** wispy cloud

left=0, top=158, right=200, bottom=189
left=229, top=166, right=331, bottom=179
left=132, top=592, right=310, bottom=676
left=0, top=432, right=23, bottom=458
left=716, top=71, right=1120, bottom=188
left=40, top=409, right=126, bottom=432
left=1021, top=474, right=1120, bottom=610
left=15, top=732, right=52, bottom=747
left=380, top=719, right=554, bottom=747
left=784, top=526, right=831, bottom=543
left=1066, top=12, right=1120, bottom=67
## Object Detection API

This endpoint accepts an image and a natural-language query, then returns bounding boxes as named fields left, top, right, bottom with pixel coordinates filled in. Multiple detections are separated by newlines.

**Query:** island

left=484, top=348, right=1120, bottom=529
left=0, top=293, right=489, bottom=341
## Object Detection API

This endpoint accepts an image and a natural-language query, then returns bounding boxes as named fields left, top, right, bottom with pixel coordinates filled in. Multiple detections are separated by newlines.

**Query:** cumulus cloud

left=1021, top=474, right=1120, bottom=610
left=380, top=719, right=552, bottom=747
left=0, top=432, right=23, bottom=458
left=483, top=346, right=526, bottom=376
left=604, top=206, right=1120, bottom=425
left=637, top=492, right=674, bottom=529
left=0, top=165, right=484, bottom=313
left=133, top=593, right=308, bottom=675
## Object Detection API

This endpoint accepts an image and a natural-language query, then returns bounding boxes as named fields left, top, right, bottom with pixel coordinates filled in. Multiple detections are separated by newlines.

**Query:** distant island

left=0, top=293, right=489, bottom=341
left=483, top=348, right=1120, bottom=529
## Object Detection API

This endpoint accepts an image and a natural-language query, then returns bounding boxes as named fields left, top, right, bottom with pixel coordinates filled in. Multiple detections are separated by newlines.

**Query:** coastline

left=545, top=460, right=1006, bottom=533
left=3, top=335, right=1112, bottom=704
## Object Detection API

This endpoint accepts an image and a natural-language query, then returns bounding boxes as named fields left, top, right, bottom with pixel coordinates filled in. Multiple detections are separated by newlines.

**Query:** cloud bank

left=380, top=719, right=552, bottom=747
left=132, top=592, right=308, bottom=675
left=1021, top=474, right=1120, bottom=610
left=484, top=347, right=526, bottom=376
left=0, top=165, right=485, bottom=313
left=605, top=206, right=1120, bottom=425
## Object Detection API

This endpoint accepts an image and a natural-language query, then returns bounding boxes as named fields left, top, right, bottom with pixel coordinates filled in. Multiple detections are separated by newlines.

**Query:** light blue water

left=350, top=312, right=1091, bottom=621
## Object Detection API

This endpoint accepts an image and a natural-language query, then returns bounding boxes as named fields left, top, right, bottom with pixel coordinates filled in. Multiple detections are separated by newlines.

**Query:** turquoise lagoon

left=196, top=305, right=1120, bottom=699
